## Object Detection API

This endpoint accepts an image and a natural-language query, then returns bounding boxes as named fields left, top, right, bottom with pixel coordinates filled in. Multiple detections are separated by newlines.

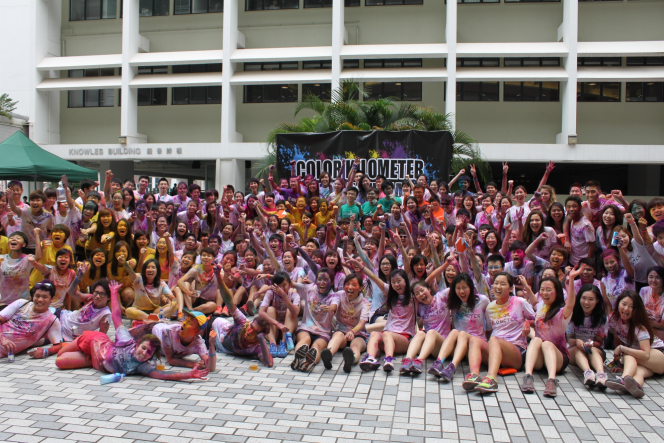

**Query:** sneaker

left=360, top=354, right=380, bottom=372
left=606, top=376, right=629, bottom=394
left=624, top=375, right=645, bottom=398
left=342, top=347, right=354, bottom=373
left=291, top=345, right=309, bottom=371
left=596, top=372, right=608, bottom=390
left=383, top=356, right=396, bottom=372
left=220, top=306, right=230, bottom=317
left=239, top=305, right=248, bottom=316
left=521, top=374, right=535, bottom=393
left=543, top=378, right=559, bottom=397
left=440, top=362, right=456, bottom=382
left=300, top=347, right=318, bottom=372
left=399, top=357, right=413, bottom=375
left=277, top=341, right=287, bottom=358
left=411, top=358, right=424, bottom=374
left=177, top=311, right=184, bottom=321
left=583, top=369, right=596, bottom=387
left=462, top=373, right=482, bottom=391
left=321, top=348, right=333, bottom=370
left=245, top=299, right=255, bottom=316
left=257, top=333, right=273, bottom=368
left=474, top=376, right=499, bottom=393
left=428, top=358, right=444, bottom=377
left=269, top=342, right=278, bottom=357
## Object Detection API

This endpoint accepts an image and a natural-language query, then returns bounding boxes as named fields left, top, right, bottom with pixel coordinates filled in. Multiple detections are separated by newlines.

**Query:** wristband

left=43, top=348, right=49, bottom=358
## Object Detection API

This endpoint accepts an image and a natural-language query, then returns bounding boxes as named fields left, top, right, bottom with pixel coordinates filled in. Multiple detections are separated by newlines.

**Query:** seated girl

left=258, top=271, right=300, bottom=356
left=125, top=259, right=177, bottom=321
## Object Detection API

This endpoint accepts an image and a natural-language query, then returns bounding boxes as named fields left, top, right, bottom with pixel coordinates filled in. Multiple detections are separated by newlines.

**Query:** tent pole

left=34, top=174, right=38, bottom=192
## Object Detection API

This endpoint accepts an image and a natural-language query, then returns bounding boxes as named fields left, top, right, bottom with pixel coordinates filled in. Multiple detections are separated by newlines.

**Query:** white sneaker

left=583, top=369, right=596, bottom=387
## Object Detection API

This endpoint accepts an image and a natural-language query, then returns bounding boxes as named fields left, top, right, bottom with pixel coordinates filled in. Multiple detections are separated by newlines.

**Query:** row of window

left=76, top=0, right=636, bottom=20
left=68, top=81, right=663, bottom=107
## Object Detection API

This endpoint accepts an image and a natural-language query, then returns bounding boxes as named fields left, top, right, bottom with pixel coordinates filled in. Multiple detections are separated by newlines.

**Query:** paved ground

left=2, top=325, right=664, bottom=443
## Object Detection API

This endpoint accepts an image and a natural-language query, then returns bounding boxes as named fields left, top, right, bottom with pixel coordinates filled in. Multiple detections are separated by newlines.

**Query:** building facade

left=1, top=0, right=663, bottom=193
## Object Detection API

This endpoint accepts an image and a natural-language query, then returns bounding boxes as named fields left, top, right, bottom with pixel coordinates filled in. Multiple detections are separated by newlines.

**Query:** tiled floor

left=2, top=325, right=664, bottom=443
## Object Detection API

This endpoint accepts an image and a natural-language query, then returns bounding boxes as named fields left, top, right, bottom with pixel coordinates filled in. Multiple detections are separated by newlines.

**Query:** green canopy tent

left=0, top=132, right=98, bottom=183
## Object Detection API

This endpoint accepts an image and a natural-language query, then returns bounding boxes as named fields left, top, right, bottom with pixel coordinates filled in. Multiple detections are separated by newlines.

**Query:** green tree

left=0, top=94, right=18, bottom=119
left=253, top=80, right=489, bottom=186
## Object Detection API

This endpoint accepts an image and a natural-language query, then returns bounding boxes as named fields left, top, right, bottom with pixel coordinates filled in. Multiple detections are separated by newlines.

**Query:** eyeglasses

left=35, top=282, right=53, bottom=289
left=487, top=266, right=502, bottom=271
left=93, top=291, right=108, bottom=297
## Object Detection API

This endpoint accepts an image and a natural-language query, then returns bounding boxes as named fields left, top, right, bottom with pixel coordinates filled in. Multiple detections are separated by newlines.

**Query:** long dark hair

left=410, top=254, right=429, bottom=280
left=94, top=208, right=117, bottom=242
left=123, top=187, right=136, bottom=212
left=611, top=290, right=655, bottom=345
left=405, top=196, right=421, bottom=218
left=481, top=230, right=500, bottom=258
left=448, top=273, right=477, bottom=312
left=131, top=230, right=149, bottom=258
left=316, top=267, right=335, bottom=297
left=539, top=277, right=566, bottom=323
left=324, top=249, right=343, bottom=274
left=86, top=248, right=108, bottom=279
left=357, top=173, right=372, bottom=201
left=141, top=258, right=161, bottom=286
left=115, top=218, right=133, bottom=252
left=572, top=284, right=606, bottom=328
left=545, top=202, right=565, bottom=229
left=599, top=204, right=624, bottom=245
left=110, top=241, right=132, bottom=276
left=387, top=269, right=411, bottom=310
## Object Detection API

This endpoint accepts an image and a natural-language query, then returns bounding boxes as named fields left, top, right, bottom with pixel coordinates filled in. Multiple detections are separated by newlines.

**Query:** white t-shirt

left=59, top=300, right=111, bottom=342
left=0, top=300, right=61, bottom=357
left=152, top=323, right=207, bottom=359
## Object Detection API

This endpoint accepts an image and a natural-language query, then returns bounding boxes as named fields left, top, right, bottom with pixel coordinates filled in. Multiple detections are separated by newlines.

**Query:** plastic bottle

left=7, top=351, right=14, bottom=363
left=285, top=332, right=294, bottom=351
left=56, top=181, right=67, bottom=203
left=159, top=308, right=164, bottom=320
left=72, top=325, right=80, bottom=339
left=100, top=373, right=125, bottom=385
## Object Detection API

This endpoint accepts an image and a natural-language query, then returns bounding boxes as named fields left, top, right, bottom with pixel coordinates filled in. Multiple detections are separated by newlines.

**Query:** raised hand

left=502, top=162, right=509, bottom=174
left=546, top=161, right=555, bottom=174
left=470, top=164, right=477, bottom=178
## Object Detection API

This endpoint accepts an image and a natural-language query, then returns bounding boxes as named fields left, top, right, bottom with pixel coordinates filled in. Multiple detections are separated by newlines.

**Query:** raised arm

left=261, top=233, right=281, bottom=272
left=346, top=257, right=387, bottom=295
left=108, top=280, right=123, bottom=329
left=537, top=161, right=555, bottom=190
left=296, top=245, right=319, bottom=276
left=470, top=165, right=483, bottom=194
left=501, top=162, right=509, bottom=194
left=564, top=266, right=581, bottom=319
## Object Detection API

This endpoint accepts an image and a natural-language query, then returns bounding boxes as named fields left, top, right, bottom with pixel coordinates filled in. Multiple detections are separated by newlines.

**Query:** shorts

left=370, top=312, right=388, bottom=324
left=560, top=352, right=570, bottom=373
left=516, top=345, right=527, bottom=370
left=394, top=332, right=412, bottom=341
left=193, top=297, right=214, bottom=308
left=77, top=331, right=109, bottom=355
left=298, top=330, right=329, bottom=343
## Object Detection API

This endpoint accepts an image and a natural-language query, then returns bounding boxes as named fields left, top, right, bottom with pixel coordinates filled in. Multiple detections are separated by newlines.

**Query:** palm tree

left=253, top=80, right=489, bottom=185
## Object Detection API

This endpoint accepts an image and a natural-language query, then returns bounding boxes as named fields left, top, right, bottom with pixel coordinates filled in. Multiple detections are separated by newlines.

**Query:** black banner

left=276, top=130, right=453, bottom=197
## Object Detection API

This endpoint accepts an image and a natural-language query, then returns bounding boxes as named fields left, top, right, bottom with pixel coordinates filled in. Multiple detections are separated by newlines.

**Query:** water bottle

left=7, top=351, right=14, bottom=363
left=158, top=308, right=164, bottom=320
left=100, top=373, right=125, bottom=385
left=285, top=332, right=294, bottom=351
left=72, top=325, right=80, bottom=340
left=56, top=181, right=67, bottom=203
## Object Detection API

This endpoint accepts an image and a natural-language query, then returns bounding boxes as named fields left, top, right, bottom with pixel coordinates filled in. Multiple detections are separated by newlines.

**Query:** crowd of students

left=1, top=158, right=664, bottom=398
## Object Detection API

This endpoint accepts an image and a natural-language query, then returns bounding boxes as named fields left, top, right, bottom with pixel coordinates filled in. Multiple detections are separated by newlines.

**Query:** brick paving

left=2, top=322, right=664, bottom=443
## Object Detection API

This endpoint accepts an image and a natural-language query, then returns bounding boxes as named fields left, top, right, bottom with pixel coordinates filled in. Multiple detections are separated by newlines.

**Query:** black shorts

left=516, top=345, right=527, bottom=370
left=193, top=297, right=214, bottom=308
left=560, top=352, right=570, bottom=373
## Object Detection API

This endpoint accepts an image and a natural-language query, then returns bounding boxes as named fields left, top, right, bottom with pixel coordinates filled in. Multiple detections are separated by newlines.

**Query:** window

left=458, top=0, right=499, bottom=3
left=504, top=58, right=560, bottom=67
left=68, top=69, right=116, bottom=108
left=137, top=66, right=167, bottom=106
left=577, top=57, right=621, bottom=66
left=366, top=0, right=423, bottom=4
left=626, top=57, right=664, bottom=66
left=302, top=60, right=360, bottom=69
left=577, top=82, right=620, bottom=102
left=70, top=0, right=117, bottom=20
left=245, top=0, right=298, bottom=10
left=172, top=64, right=222, bottom=105
left=304, top=0, right=359, bottom=6
left=174, top=0, right=222, bottom=14
left=457, top=82, right=499, bottom=101
left=457, top=58, right=500, bottom=67
left=365, top=82, right=422, bottom=101
left=303, top=83, right=332, bottom=101
left=364, top=59, right=422, bottom=68
left=244, top=62, right=299, bottom=71
left=626, top=82, right=664, bottom=102
left=505, top=0, right=559, bottom=3
left=504, top=82, right=559, bottom=101
left=244, top=85, right=298, bottom=103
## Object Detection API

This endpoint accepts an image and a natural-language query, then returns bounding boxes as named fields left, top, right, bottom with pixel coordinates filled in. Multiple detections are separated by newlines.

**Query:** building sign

left=67, top=147, right=184, bottom=157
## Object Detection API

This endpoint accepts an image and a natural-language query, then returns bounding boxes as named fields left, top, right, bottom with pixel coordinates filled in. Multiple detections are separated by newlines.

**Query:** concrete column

left=99, top=161, right=135, bottom=184
left=120, top=0, right=146, bottom=143
left=556, top=0, right=578, bottom=144
left=221, top=0, right=242, bottom=145
left=445, top=0, right=457, bottom=130
left=628, top=165, right=661, bottom=197
left=31, top=0, right=61, bottom=145
left=331, top=0, right=345, bottom=92
left=216, top=159, right=246, bottom=194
